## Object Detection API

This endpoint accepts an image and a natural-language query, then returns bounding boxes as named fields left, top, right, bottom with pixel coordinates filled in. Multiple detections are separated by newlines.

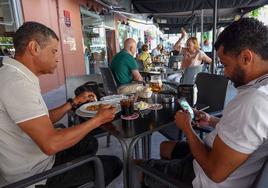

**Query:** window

left=0, top=0, right=23, bottom=56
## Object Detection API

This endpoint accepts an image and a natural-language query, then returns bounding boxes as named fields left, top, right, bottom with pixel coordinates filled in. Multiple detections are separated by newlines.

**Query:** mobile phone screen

left=178, top=98, right=195, bottom=119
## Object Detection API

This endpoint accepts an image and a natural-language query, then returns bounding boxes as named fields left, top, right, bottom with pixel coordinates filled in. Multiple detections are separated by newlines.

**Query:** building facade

left=0, top=0, right=126, bottom=95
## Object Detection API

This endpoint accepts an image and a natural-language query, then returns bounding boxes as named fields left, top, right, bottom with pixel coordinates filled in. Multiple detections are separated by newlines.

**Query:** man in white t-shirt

left=0, top=22, right=122, bottom=187
left=144, top=18, right=268, bottom=188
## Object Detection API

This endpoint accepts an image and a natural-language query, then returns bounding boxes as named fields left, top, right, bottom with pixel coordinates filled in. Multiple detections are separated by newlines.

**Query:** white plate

left=146, top=70, right=161, bottom=74
left=76, top=109, right=96, bottom=118
left=79, top=101, right=120, bottom=114
left=100, top=94, right=128, bottom=103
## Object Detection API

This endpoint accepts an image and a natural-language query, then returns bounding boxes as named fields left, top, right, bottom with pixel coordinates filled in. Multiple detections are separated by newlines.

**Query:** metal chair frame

left=134, top=157, right=268, bottom=188
left=3, top=155, right=105, bottom=188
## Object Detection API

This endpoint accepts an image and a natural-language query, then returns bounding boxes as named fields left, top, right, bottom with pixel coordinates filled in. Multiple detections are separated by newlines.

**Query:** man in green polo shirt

left=110, top=38, right=143, bottom=85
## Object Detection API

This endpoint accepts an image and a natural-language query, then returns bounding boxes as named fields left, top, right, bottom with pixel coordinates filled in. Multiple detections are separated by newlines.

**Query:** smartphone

left=178, top=98, right=195, bottom=120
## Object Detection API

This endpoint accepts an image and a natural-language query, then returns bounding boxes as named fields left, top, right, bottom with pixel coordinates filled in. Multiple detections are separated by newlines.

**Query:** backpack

left=74, top=81, right=102, bottom=100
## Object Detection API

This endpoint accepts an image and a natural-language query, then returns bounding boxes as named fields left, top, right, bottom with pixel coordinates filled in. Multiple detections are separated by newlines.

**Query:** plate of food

left=79, top=101, right=120, bottom=114
left=134, top=101, right=150, bottom=111
left=100, top=94, right=128, bottom=103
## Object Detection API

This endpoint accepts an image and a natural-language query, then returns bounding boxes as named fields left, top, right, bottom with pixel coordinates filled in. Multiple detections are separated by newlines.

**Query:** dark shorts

left=46, top=135, right=122, bottom=188
left=144, top=141, right=195, bottom=188
left=171, top=140, right=191, bottom=159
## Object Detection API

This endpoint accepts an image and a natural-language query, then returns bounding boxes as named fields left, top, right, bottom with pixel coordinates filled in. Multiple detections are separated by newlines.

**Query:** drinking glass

left=149, top=75, right=162, bottom=103
left=120, top=94, right=135, bottom=117
left=150, top=75, right=162, bottom=93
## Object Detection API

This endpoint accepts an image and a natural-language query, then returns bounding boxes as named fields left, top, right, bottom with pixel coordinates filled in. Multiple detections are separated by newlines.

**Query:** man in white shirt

left=144, top=18, right=268, bottom=188
left=0, top=22, right=122, bottom=187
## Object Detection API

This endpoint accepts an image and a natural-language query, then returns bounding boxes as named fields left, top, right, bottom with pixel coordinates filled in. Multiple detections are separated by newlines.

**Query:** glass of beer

left=150, top=75, right=162, bottom=103
left=150, top=75, right=162, bottom=93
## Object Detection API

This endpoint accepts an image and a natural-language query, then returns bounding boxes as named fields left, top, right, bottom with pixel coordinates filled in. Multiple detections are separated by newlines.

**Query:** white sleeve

left=218, top=90, right=268, bottom=154
left=2, top=79, right=48, bottom=123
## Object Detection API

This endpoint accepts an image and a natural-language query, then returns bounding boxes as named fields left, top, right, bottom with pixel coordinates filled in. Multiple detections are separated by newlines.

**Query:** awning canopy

left=132, top=0, right=268, bottom=14
left=132, top=0, right=268, bottom=33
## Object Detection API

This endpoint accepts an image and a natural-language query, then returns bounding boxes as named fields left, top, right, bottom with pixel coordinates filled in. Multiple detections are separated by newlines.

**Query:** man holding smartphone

left=143, top=18, right=268, bottom=188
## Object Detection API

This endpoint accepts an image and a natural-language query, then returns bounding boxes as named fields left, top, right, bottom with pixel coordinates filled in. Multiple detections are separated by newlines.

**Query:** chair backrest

left=195, top=72, right=229, bottom=113
left=251, top=157, right=268, bottom=188
left=99, top=67, right=118, bottom=95
left=181, top=65, right=203, bottom=84
left=66, top=74, right=102, bottom=99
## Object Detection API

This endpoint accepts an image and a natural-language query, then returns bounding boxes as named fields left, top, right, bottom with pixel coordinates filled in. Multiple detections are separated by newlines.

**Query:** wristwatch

left=67, top=98, right=77, bottom=110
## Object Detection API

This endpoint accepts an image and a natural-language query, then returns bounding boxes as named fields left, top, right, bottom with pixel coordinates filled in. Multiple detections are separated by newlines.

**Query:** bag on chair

left=117, top=83, right=143, bottom=95
left=74, top=81, right=101, bottom=100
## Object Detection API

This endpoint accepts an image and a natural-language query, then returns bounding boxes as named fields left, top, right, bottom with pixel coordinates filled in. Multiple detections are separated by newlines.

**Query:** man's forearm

left=209, top=116, right=220, bottom=128
left=135, top=75, right=143, bottom=82
left=132, top=70, right=143, bottom=82
left=49, top=102, right=71, bottom=123
left=184, top=126, right=213, bottom=177
left=46, top=117, right=102, bottom=155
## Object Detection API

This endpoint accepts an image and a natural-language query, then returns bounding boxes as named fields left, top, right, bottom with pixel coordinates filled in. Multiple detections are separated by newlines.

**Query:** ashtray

left=162, top=95, right=175, bottom=103
left=121, top=113, right=139, bottom=120
left=149, top=103, right=163, bottom=110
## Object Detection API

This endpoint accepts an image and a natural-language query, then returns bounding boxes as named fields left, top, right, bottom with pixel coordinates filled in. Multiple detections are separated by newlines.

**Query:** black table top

left=101, top=96, right=179, bottom=139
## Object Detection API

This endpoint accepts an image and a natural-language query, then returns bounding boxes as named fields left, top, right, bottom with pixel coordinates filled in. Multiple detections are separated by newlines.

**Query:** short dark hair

left=215, top=18, right=268, bottom=60
left=13, top=21, right=59, bottom=55
left=142, top=44, right=148, bottom=51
